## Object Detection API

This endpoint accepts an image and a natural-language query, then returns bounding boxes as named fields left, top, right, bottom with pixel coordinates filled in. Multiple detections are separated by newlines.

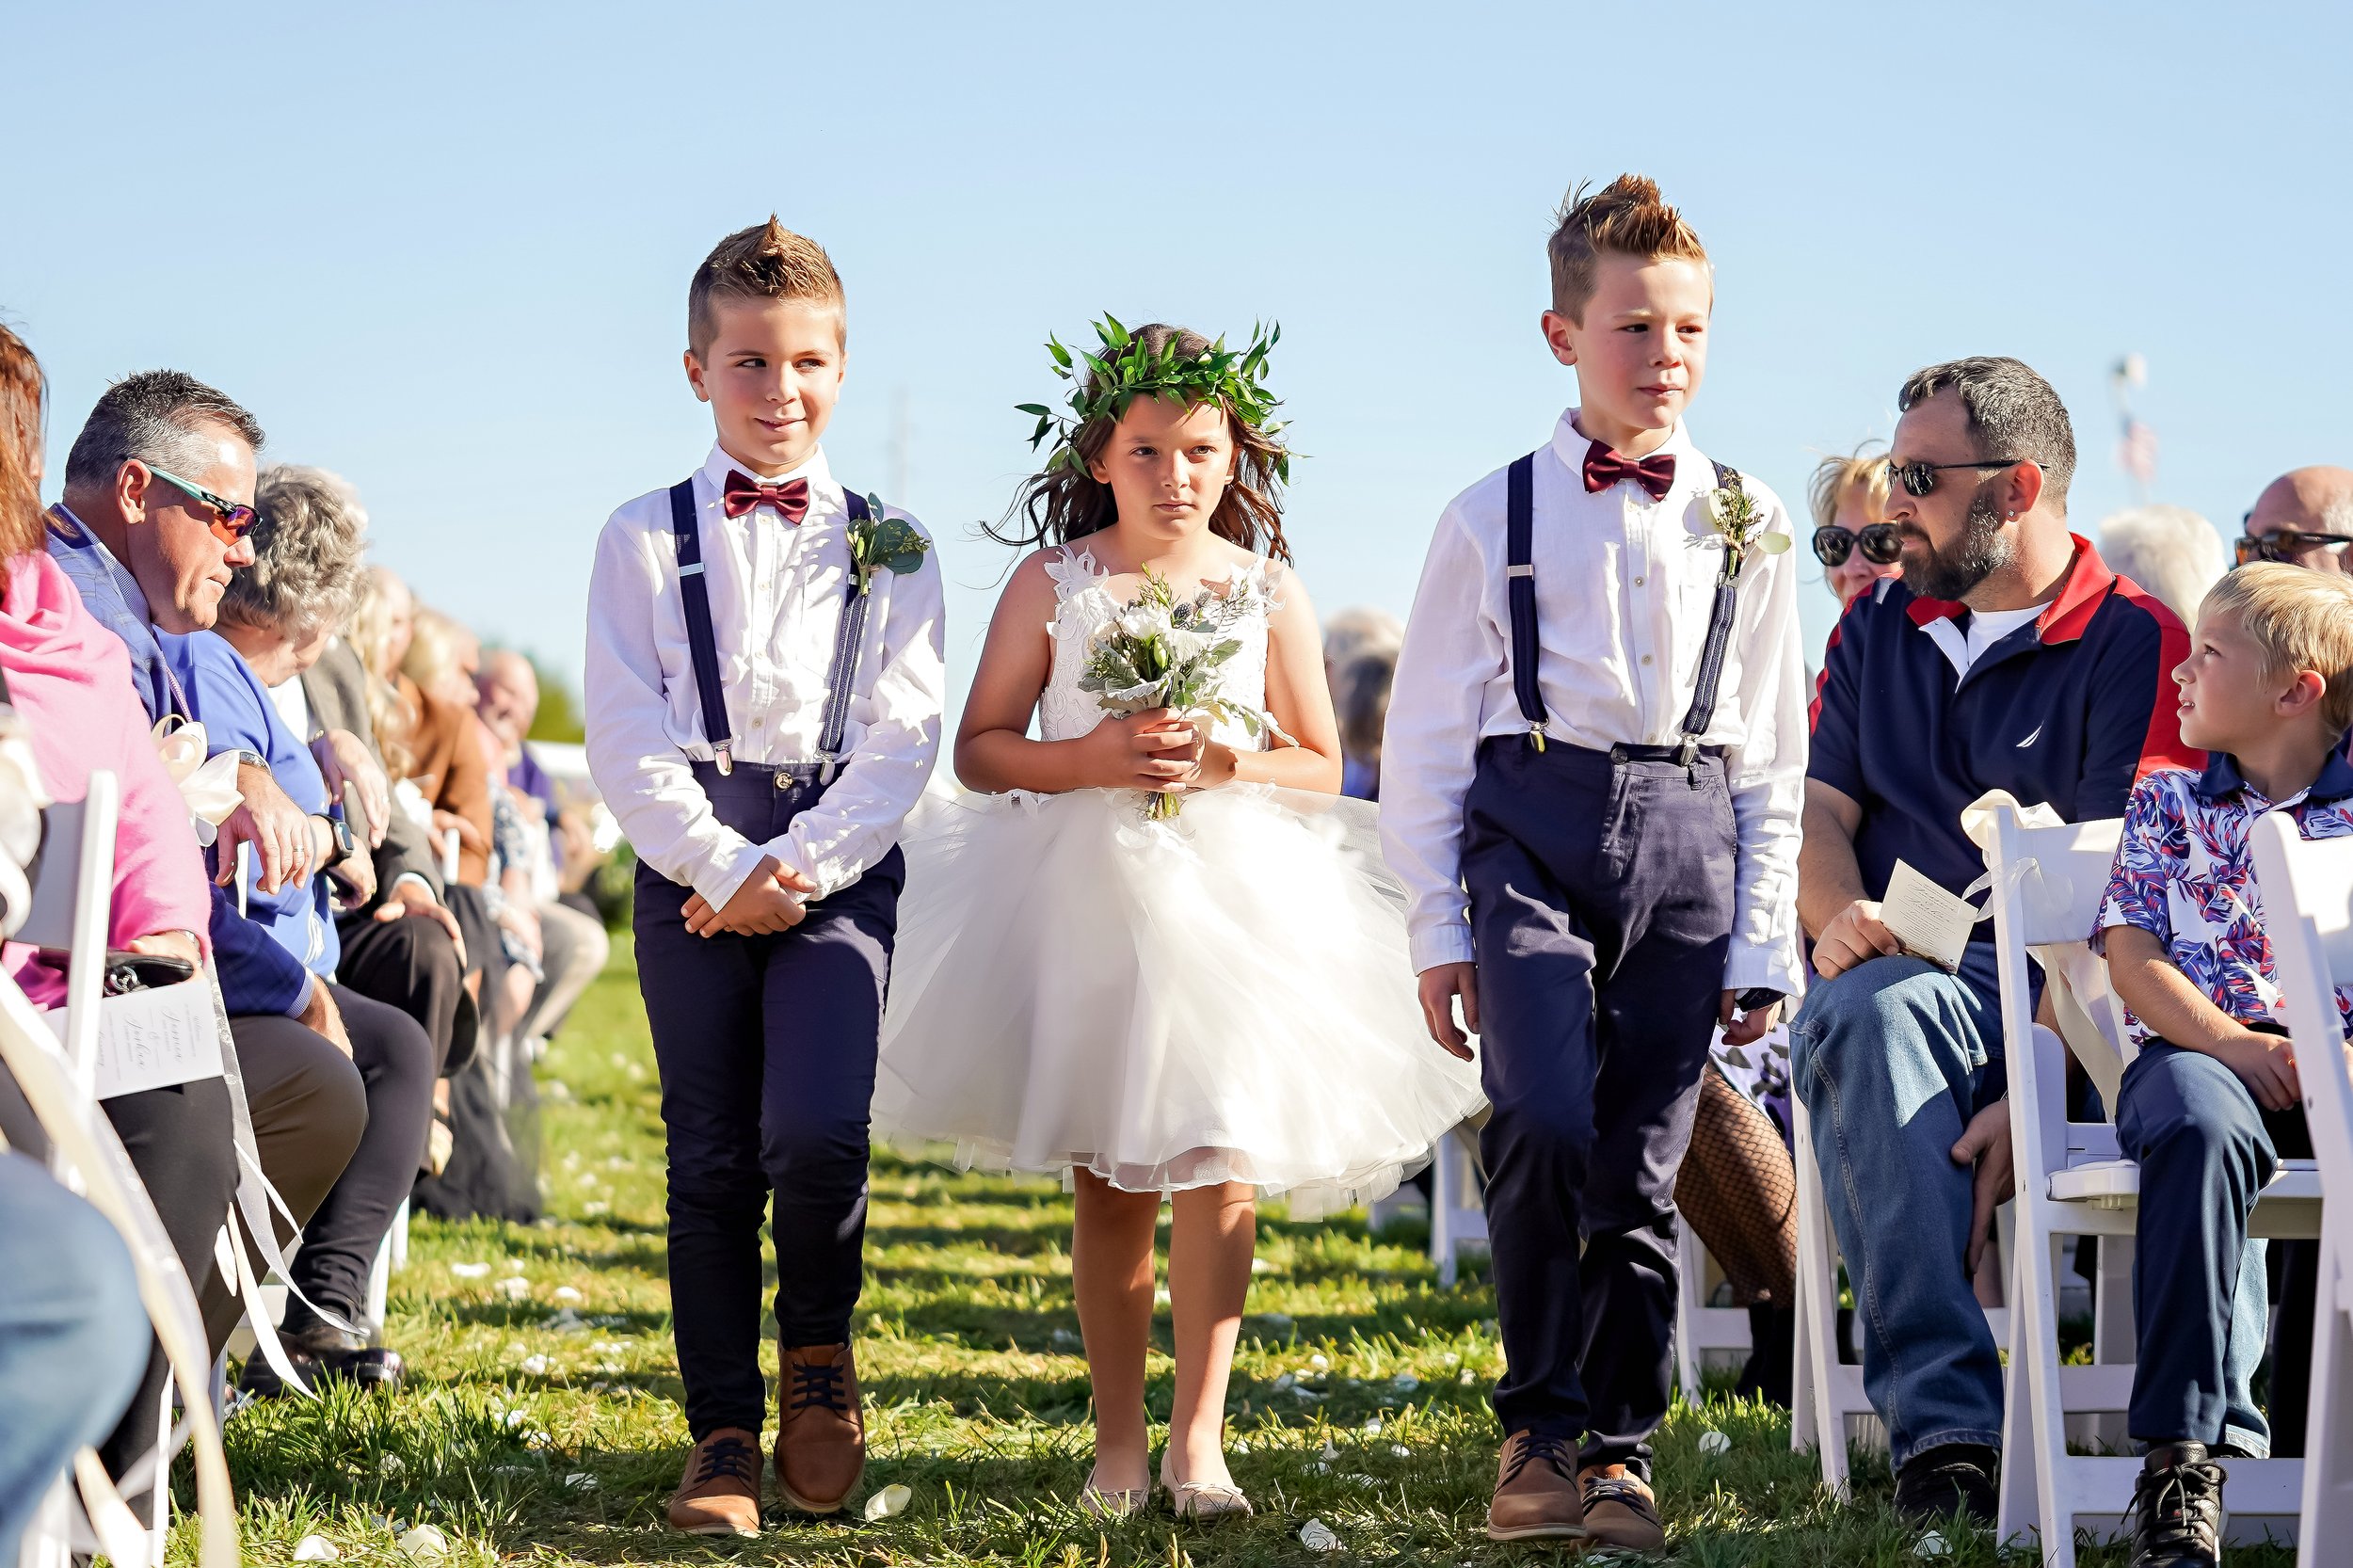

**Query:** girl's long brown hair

left=988, top=323, right=1293, bottom=563
left=0, top=324, right=49, bottom=560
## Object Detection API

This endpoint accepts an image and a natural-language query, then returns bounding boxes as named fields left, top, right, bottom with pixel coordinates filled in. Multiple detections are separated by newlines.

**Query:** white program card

left=44, top=981, right=227, bottom=1099
left=1880, top=859, right=1977, bottom=974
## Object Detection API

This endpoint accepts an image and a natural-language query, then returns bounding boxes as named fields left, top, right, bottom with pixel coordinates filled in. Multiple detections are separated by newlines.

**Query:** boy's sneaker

left=667, top=1428, right=763, bottom=1537
left=1485, top=1431, right=1586, bottom=1542
left=1892, top=1442, right=1999, bottom=1525
left=775, top=1341, right=866, bottom=1512
left=1578, top=1464, right=1667, bottom=1551
left=2127, top=1442, right=2226, bottom=1568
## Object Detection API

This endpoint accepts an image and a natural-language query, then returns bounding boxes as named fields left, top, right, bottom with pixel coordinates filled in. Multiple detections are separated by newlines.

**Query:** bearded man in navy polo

left=1791, top=358, right=2198, bottom=1523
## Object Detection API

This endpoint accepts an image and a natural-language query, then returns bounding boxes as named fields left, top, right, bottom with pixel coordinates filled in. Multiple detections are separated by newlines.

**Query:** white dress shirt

left=1380, top=408, right=1808, bottom=993
left=584, top=442, right=946, bottom=911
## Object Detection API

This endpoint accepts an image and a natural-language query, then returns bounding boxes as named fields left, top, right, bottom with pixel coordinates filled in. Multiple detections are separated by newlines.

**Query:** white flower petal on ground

left=380, top=1453, right=406, bottom=1474
left=563, top=1473, right=597, bottom=1492
left=1271, top=1373, right=1295, bottom=1393
left=1698, top=1430, right=1731, bottom=1457
left=1299, top=1518, right=1341, bottom=1553
left=1309, top=1353, right=1330, bottom=1370
left=1914, top=1530, right=1951, bottom=1560
left=520, top=1354, right=550, bottom=1376
left=863, top=1483, right=912, bottom=1520
left=293, top=1535, right=341, bottom=1562
left=1392, top=1374, right=1419, bottom=1392
left=1320, top=1439, right=1339, bottom=1461
left=1250, top=1258, right=1273, bottom=1275
left=395, top=1525, right=448, bottom=1560
left=1389, top=1445, right=1410, bottom=1457
left=449, top=1262, right=489, bottom=1279
left=553, top=1286, right=582, bottom=1303
left=493, top=1276, right=529, bottom=1301
left=1361, top=1416, right=1383, bottom=1434
left=504, top=1260, right=526, bottom=1274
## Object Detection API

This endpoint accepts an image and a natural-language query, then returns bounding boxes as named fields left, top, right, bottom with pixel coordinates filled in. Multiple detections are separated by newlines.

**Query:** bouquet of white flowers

left=1079, top=567, right=1277, bottom=819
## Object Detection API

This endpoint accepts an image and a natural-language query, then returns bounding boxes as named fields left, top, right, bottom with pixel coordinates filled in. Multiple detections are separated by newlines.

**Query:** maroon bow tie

left=1582, top=441, right=1676, bottom=502
left=722, top=471, right=811, bottom=522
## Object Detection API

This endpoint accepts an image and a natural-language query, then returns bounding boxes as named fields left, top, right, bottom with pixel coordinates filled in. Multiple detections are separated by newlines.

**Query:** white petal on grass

left=1361, top=1416, right=1383, bottom=1434
left=504, top=1259, right=526, bottom=1275
left=553, top=1286, right=583, bottom=1303
left=1914, top=1531, right=1951, bottom=1560
left=863, top=1483, right=912, bottom=1520
left=1299, top=1518, right=1342, bottom=1553
left=1390, top=1445, right=1410, bottom=1457
left=1309, top=1353, right=1330, bottom=1370
left=1271, top=1373, right=1296, bottom=1393
left=1392, top=1375, right=1419, bottom=1392
left=395, top=1525, right=449, bottom=1560
left=493, top=1276, right=529, bottom=1301
left=563, top=1473, right=597, bottom=1492
left=1320, top=1439, right=1339, bottom=1461
left=1249, top=1258, right=1273, bottom=1274
left=1698, top=1430, right=1732, bottom=1457
left=449, top=1263, right=489, bottom=1279
left=293, top=1535, right=341, bottom=1562
left=520, top=1354, right=551, bottom=1376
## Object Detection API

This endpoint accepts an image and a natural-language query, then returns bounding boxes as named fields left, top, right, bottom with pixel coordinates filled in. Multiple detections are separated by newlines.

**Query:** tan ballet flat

left=1158, top=1452, right=1253, bottom=1520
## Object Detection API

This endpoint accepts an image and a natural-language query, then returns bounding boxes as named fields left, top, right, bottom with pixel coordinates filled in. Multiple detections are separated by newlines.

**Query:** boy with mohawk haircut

left=1383, top=175, right=1807, bottom=1548
left=584, top=216, right=944, bottom=1536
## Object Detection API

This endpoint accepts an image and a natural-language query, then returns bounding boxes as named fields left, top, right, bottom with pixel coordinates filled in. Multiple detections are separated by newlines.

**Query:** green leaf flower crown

left=1016, top=315, right=1289, bottom=485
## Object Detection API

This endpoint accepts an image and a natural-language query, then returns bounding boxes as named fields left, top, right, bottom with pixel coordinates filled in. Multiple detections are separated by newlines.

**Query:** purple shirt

left=2094, top=747, right=2353, bottom=1048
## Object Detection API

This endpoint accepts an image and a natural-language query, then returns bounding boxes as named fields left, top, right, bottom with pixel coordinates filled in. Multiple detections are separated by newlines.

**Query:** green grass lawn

left=187, top=937, right=2295, bottom=1566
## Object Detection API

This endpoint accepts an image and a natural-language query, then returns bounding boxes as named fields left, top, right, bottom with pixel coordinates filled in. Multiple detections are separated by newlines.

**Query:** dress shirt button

left=1633, top=576, right=1645, bottom=588
left=1641, top=654, right=1654, bottom=665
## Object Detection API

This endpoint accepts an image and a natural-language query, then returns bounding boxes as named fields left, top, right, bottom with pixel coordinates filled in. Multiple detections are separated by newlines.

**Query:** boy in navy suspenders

left=584, top=218, right=944, bottom=1537
left=1382, top=177, right=1808, bottom=1548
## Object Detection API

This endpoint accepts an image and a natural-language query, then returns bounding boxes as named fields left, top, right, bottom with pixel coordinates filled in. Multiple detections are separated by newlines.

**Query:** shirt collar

left=1904, top=533, right=2114, bottom=643
left=50, top=502, right=154, bottom=626
left=1547, top=408, right=1699, bottom=488
left=698, top=442, right=835, bottom=511
left=2194, top=745, right=2353, bottom=807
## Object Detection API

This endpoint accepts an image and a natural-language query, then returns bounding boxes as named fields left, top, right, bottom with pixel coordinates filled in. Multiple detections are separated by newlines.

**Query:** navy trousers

left=2116, top=1038, right=2309, bottom=1453
left=633, top=763, right=903, bottom=1440
left=1463, top=737, right=1736, bottom=1473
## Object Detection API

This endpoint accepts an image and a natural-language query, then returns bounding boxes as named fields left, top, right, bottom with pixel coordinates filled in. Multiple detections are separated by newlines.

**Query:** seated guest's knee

left=1792, top=956, right=1955, bottom=1086
left=2121, top=1048, right=2269, bottom=1186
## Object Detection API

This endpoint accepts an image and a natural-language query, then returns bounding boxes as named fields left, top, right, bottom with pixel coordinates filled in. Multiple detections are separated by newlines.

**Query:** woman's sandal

left=1158, top=1452, right=1254, bottom=1520
left=1078, top=1470, right=1148, bottom=1520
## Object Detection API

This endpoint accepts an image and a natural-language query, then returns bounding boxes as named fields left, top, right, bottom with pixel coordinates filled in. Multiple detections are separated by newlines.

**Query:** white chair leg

left=1792, top=1096, right=1852, bottom=1497
left=18, top=1473, right=72, bottom=1568
left=1432, top=1127, right=1459, bottom=1288
left=2300, top=1240, right=2353, bottom=1566
left=1674, top=1216, right=1705, bottom=1408
left=389, top=1199, right=409, bottom=1271
left=1997, top=1252, right=2042, bottom=1555
left=364, top=1227, right=393, bottom=1342
left=2025, top=1230, right=2080, bottom=1568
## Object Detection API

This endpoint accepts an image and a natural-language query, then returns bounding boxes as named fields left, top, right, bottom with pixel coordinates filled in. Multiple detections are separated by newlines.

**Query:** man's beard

left=1903, top=491, right=2015, bottom=601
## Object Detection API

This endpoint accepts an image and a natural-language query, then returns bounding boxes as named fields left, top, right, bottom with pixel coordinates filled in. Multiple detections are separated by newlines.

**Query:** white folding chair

left=1990, top=807, right=2313, bottom=1565
left=1673, top=1221, right=1753, bottom=1407
left=2250, top=818, right=2353, bottom=1566
left=1429, top=1122, right=1488, bottom=1287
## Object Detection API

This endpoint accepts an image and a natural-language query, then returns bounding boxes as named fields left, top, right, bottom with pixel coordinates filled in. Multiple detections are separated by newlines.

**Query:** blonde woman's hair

left=2200, top=563, right=2353, bottom=735
left=1807, top=444, right=1892, bottom=531
left=2100, top=504, right=2226, bottom=630
left=402, top=607, right=467, bottom=697
left=347, top=566, right=415, bottom=777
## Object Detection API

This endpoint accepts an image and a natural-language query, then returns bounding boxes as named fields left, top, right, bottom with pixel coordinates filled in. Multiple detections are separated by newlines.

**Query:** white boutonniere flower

left=1699, top=471, right=1790, bottom=582
left=844, top=499, right=932, bottom=598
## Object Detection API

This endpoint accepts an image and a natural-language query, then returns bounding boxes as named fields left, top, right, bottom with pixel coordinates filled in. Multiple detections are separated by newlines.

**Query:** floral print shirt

left=2093, top=748, right=2353, bottom=1049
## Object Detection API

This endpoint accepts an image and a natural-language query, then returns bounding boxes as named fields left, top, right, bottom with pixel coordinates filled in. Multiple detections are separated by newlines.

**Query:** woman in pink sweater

left=1, top=545, right=213, bottom=1000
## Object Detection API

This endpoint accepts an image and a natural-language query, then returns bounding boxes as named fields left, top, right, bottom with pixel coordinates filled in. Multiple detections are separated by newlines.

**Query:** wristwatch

left=316, top=813, right=356, bottom=872
left=1735, top=986, right=1785, bottom=1015
left=230, top=748, right=267, bottom=770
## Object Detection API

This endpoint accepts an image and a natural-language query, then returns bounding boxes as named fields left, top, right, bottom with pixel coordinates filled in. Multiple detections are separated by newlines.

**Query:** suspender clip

left=817, top=753, right=839, bottom=785
left=1528, top=722, right=1546, bottom=753
left=1674, top=736, right=1700, bottom=770
left=713, top=744, right=733, bottom=777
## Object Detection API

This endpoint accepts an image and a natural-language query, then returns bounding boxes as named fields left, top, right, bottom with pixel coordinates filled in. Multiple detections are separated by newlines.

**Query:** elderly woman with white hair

left=2097, top=504, right=2226, bottom=629
left=206, top=463, right=445, bottom=1395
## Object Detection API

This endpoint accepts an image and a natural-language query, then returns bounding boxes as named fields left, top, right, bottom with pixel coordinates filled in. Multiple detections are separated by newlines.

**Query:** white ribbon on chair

left=151, top=718, right=244, bottom=847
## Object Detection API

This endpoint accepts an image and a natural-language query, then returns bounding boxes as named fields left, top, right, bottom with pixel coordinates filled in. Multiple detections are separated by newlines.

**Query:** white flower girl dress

left=872, top=546, right=1485, bottom=1218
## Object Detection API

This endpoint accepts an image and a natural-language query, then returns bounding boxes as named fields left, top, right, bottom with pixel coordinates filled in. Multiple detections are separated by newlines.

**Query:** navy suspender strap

left=814, top=490, right=872, bottom=784
left=667, top=479, right=736, bottom=776
left=1502, top=451, right=1747, bottom=767
left=1673, top=460, right=1741, bottom=767
left=1503, top=453, right=1548, bottom=750
left=671, top=480, right=881, bottom=785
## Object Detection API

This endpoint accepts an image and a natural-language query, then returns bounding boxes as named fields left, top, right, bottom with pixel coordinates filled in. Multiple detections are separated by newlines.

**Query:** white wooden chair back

left=2250, top=816, right=2353, bottom=1567
left=1991, top=806, right=2312, bottom=1563
left=18, top=776, right=120, bottom=1103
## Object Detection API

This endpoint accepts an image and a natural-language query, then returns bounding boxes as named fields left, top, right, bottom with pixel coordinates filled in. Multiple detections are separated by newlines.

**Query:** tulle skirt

left=874, top=784, right=1487, bottom=1218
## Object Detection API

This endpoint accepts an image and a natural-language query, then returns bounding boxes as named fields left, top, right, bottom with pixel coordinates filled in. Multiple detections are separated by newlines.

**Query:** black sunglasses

left=2234, top=529, right=2353, bottom=566
left=1813, top=523, right=1904, bottom=568
left=1885, top=457, right=2031, bottom=498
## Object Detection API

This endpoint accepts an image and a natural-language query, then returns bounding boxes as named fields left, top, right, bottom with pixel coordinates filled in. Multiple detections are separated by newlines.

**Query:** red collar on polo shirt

left=1902, top=534, right=2119, bottom=645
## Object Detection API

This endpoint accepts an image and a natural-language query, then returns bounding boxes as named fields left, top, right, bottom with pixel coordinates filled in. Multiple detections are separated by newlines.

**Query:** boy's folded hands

left=682, top=854, right=818, bottom=937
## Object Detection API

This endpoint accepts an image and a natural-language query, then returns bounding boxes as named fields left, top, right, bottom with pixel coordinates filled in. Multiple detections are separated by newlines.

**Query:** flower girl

left=873, top=320, right=1483, bottom=1519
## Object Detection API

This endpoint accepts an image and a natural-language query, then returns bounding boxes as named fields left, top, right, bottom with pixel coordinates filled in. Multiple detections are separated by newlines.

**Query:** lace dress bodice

left=1039, top=545, right=1278, bottom=750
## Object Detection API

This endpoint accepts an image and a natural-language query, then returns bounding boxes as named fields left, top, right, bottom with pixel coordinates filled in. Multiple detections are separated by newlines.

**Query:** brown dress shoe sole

left=671, top=1516, right=761, bottom=1539
left=1485, top=1519, right=1590, bottom=1544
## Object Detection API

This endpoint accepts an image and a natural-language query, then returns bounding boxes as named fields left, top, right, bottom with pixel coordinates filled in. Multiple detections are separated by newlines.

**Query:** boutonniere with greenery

left=845, top=500, right=930, bottom=597
left=1016, top=315, right=1289, bottom=483
left=1698, top=469, right=1790, bottom=583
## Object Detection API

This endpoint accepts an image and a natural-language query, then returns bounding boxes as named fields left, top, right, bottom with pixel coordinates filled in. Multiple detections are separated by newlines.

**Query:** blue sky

left=9, top=2, right=2348, bottom=718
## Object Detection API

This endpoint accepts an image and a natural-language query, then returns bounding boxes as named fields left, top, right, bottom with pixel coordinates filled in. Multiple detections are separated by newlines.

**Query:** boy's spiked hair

left=688, top=216, right=845, bottom=357
left=2201, top=563, right=2353, bottom=736
left=1545, top=174, right=1709, bottom=321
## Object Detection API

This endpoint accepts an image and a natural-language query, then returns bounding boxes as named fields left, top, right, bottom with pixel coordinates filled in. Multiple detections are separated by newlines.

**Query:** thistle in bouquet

left=1079, top=568, right=1278, bottom=819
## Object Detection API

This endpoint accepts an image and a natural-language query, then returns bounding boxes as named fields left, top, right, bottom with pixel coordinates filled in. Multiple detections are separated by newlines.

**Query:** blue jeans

left=1790, top=951, right=2006, bottom=1467
left=0, top=1150, right=150, bottom=1563
left=2115, top=1043, right=2292, bottom=1455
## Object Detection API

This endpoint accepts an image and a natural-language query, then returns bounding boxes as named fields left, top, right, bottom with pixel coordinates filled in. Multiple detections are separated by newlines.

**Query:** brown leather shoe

left=1578, top=1464, right=1666, bottom=1551
left=775, top=1341, right=866, bottom=1513
left=1487, top=1431, right=1586, bottom=1542
left=667, top=1427, right=763, bottom=1537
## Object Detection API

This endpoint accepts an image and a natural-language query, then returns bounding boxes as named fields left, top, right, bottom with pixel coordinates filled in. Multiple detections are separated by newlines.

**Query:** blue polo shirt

left=1809, top=534, right=2201, bottom=911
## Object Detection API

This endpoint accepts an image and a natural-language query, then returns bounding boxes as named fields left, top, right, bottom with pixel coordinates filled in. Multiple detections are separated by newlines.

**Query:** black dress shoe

left=2127, top=1442, right=2225, bottom=1568
left=1892, top=1442, right=1999, bottom=1525
left=239, top=1320, right=406, bottom=1398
